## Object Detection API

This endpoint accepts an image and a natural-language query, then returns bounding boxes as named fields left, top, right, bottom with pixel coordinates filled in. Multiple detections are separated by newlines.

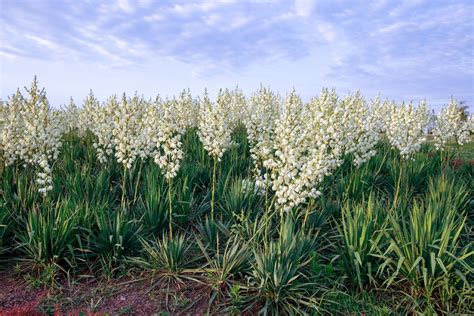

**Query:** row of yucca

left=1, top=78, right=473, bottom=313
left=1, top=78, right=472, bottom=213
left=1, top=128, right=472, bottom=313
left=340, top=175, right=472, bottom=313
left=2, top=178, right=471, bottom=313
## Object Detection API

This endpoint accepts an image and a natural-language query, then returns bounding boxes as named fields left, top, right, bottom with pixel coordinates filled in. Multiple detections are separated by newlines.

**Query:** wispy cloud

left=0, top=0, right=472, bottom=109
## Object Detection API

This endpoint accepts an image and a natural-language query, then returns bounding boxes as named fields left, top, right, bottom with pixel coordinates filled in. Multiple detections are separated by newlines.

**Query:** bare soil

left=0, top=271, right=211, bottom=315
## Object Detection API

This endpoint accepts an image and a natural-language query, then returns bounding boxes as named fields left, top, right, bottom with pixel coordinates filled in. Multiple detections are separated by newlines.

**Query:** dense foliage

left=0, top=78, right=473, bottom=314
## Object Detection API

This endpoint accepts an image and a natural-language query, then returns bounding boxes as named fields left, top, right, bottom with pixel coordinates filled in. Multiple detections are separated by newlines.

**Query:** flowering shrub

left=3, top=78, right=472, bottom=203
left=267, top=90, right=326, bottom=212
left=79, top=90, right=100, bottom=137
left=1, top=77, right=63, bottom=195
left=433, top=98, right=471, bottom=150
left=91, top=95, right=116, bottom=163
left=386, top=100, right=430, bottom=159
left=154, top=98, right=185, bottom=179
left=60, top=97, right=80, bottom=134
left=197, top=89, right=233, bottom=161
left=111, top=94, right=147, bottom=169
left=245, top=86, right=280, bottom=189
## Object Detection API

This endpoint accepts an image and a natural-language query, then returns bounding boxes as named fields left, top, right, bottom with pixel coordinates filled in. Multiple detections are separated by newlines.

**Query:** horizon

left=1, top=0, right=473, bottom=112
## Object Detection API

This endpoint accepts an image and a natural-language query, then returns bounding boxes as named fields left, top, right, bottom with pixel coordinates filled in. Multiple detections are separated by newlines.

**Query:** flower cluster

left=228, top=86, right=247, bottom=128
left=197, top=89, right=233, bottom=161
left=90, top=95, right=116, bottom=163
left=266, top=90, right=331, bottom=211
left=174, top=89, right=199, bottom=130
left=111, top=94, right=148, bottom=168
left=386, top=101, right=430, bottom=159
left=1, top=78, right=63, bottom=195
left=339, top=93, right=384, bottom=167
left=432, top=98, right=471, bottom=150
left=59, top=98, right=80, bottom=134
left=1, top=90, right=25, bottom=166
left=153, top=98, right=185, bottom=179
left=245, top=86, right=280, bottom=189
left=79, top=90, right=100, bottom=137
left=305, top=88, right=346, bottom=172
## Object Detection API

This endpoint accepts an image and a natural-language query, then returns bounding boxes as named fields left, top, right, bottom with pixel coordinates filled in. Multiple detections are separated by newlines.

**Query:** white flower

left=245, top=86, right=280, bottom=189
left=91, top=95, right=117, bottom=163
left=79, top=90, right=100, bottom=136
left=1, top=77, right=63, bottom=195
left=153, top=98, right=185, bottom=179
left=268, top=90, right=317, bottom=212
left=111, top=93, right=147, bottom=168
left=197, top=89, right=233, bottom=161
left=59, top=97, right=80, bottom=134
left=386, top=100, right=430, bottom=159
left=433, top=97, right=471, bottom=150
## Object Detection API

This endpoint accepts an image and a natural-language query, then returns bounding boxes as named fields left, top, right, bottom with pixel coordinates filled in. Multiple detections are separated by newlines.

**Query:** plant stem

left=211, top=156, right=217, bottom=220
left=393, top=159, right=403, bottom=209
left=302, top=198, right=313, bottom=229
left=279, top=207, right=285, bottom=238
left=133, top=160, right=143, bottom=204
left=264, top=172, right=270, bottom=240
left=168, top=177, right=173, bottom=238
left=121, top=164, right=127, bottom=210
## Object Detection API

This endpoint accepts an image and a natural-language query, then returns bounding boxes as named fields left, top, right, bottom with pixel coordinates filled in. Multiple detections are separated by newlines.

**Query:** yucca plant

left=338, top=194, right=387, bottom=290
left=382, top=198, right=472, bottom=313
left=62, top=167, right=113, bottom=209
left=173, top=175, right=195, bottom=227
left=196, top=216, right=231, bottom=250
left=16, top=200, right=78, bottom=285
left=132, top=228, right=199, bottom=312
left=219, top=177, right=261, bottom=219
left=425, top=174, right=469, bottom=213
left=243, top=218, right=321, bottom=315
left=0, top=201, right=13, bottom=256
left=88, top=208, right=139, bottom=276
left=141, top=166, right=168, bottom=236
left=135, top=233, right=197, bottom=283
left=2, top=166, right=41, bottom=214
left=197, top=237, right=252, bottom=309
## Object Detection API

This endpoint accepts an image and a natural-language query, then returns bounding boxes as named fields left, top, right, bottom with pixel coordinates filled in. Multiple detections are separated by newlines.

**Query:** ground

left=0, top=269, right=210, bottom=315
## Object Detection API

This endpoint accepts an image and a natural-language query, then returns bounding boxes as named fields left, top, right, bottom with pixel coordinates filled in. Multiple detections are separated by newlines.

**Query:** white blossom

left=111, top=93, right=147, bottom=169
left=432, top=98, right=471, bottom=150
left=245, top=86, right=280, bottom=189
left=153, top=98, right=185, bottom=179
left=197, top=89, right=233, bottom=161
left=1, top=77, right=63, bottom=195
left=386, top=100, right=430, bottom=159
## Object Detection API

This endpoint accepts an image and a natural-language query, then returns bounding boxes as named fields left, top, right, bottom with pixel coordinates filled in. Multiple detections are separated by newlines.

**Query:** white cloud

left=316, top=22, right=336, bottom=42
left=170, top=0, right=237, bottom=16
left=294, top=0, right=315, bottom=18
left=144, top=12, right=165, bottom=22
left=117, top=0, right=134, bottom=13
left=23, top=34, right=60, bottom=51
left=389, top=0, right=426, bottom=17
left=229, top=16, right=252, bottom=29
left=0, top=51, right=17, bottom=60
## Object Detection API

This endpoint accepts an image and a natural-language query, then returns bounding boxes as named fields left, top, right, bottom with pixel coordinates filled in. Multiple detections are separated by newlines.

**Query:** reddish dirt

left=0, top=271, right=211, bottom=315
left=450, top=158, right=474, bottom=168
left=426, top=151, right=474, bottom=168
left=0, top=273, right=46, bottom=315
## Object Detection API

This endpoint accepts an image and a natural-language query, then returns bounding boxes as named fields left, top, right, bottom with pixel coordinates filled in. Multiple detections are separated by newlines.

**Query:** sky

left=1, top=0, right=473, bottom=111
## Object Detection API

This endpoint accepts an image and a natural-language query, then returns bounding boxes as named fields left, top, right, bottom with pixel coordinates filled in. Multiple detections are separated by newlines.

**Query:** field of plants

left=0, top=78, right=473, bottom=314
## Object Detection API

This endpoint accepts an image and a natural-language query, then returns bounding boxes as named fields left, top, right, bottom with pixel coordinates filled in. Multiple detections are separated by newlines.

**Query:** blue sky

left=1, top=0, right=473, bottom=111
